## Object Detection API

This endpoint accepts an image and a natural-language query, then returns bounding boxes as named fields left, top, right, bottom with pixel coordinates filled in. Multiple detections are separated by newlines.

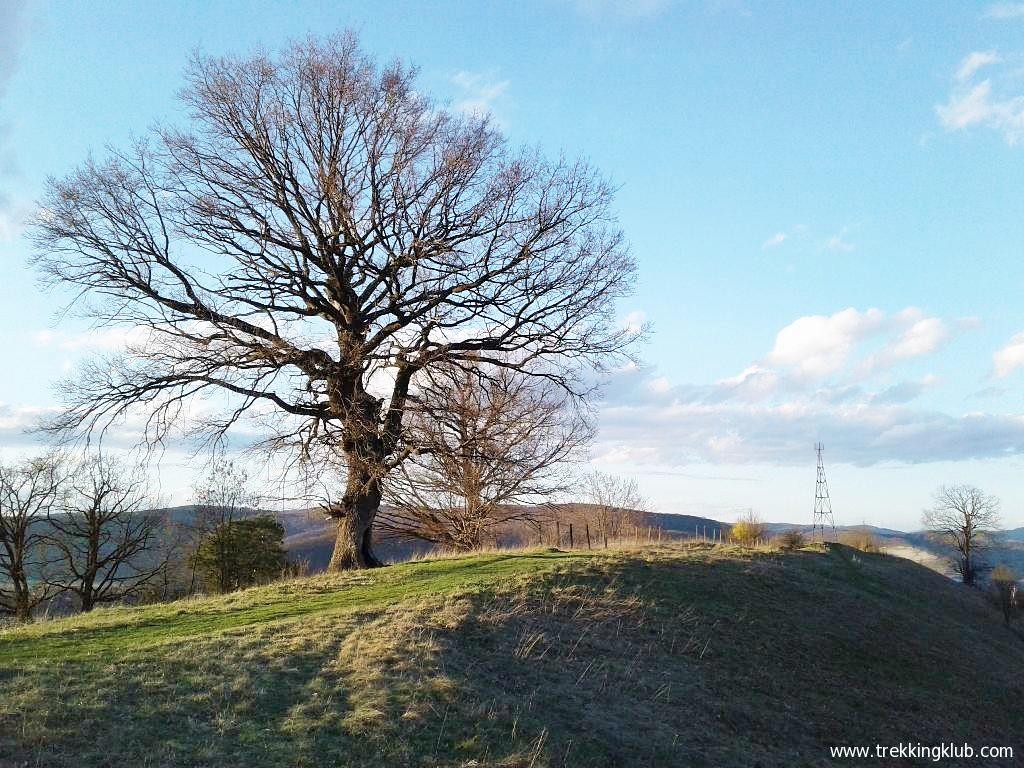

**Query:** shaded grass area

left=2, top=544, right=1023, bottom=767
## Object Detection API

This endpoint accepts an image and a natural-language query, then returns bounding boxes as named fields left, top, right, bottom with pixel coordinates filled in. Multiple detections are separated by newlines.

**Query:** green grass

left=2, top=543, right=1022, bottom=767
left=0, top=550, right=581, bottom=664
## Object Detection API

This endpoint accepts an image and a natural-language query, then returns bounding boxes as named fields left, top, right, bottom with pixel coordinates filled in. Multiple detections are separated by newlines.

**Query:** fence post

left=604, top=534, right=608, bottom=549
left=586, top=523, right=592, bottom=549
left=556, top=521, right=561, bottom=548
left=569, top=523, right=574, bottom=549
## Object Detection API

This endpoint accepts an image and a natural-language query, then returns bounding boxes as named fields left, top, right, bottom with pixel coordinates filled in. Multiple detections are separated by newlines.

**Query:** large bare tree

left=922, top=484, right=1001, bottom=587
left=30, top=34, right=637, bottom=569
left=43, top=455, right=166, bottom=612
left=0, top=454, right=64, bottom=621
left=377, top=362, right=591, bottom=550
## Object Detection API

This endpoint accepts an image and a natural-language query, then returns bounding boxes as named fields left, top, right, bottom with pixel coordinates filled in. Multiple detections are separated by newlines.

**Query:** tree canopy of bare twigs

left=0, top=454, right=64, bottom=621
left=580, top=471, right=648, bottom=540
left=43, top=455, right=166, bottom=612
left=922, top=484, right=1001, bottom=587
left=377, top=362, right=591, bottom=551
left=30, top=33, right=638, bottom=569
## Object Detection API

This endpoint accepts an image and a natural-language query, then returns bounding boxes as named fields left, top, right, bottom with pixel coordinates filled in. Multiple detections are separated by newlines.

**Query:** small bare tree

left=30, top=33, right=637, bottom=570
left=581, top=471, right=648, bottom=541
left=922, top=484, right=1001, bottom=587
left=190, top=458, right=261, bottom=594
left=989, top=565, right=1019, bottom=627
left=43, top=455, right=166, bottom=612
left=378, top=363, right=590, bottom=550
left=0, top=454, right=64, bottom=621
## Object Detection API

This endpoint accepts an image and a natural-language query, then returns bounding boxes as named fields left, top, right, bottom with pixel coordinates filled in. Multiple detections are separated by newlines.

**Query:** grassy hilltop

left=1, top=543, right=1022, bottom=767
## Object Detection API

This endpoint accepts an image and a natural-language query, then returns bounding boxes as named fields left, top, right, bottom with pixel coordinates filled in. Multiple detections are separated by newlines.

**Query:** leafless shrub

left=990, top=564, right=1019, bottom=627
left=776, top=529, right=807, bottom=551
left=839, top=528, right=882, bottom=554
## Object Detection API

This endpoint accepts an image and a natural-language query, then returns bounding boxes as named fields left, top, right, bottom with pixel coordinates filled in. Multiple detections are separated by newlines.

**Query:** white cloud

left=762, top=232, right=787, bottom=249
left=716, top=365, right=780, bottom=401
left=985, top=3, right=1024, bottom=18
left=767, top=308, right=885, bottom=378
left=871, top=375, right=939, bottom=405
left=647, top=376, right=671, bottom=394
left=588, top=307, right=985, bottom=468
left=937, top=55, right=1024, bottom=145
left=885, top=315, right=948, bottom=360
left=993, top=331, right=1024, bottom=377
left=0, top=2, right=28, bottom=95
left=0, top=402, right=53, bottom=436
left=593, top=394, right=1024, bottom=467
left=860, top=309, right=950, bottom=374
left=451, top=71, right=510, bottom=120
left=623, top=310, right=647, bottom=335
left=0, top=203, right=28, bottom=242
left=956, top=50, right=1000, bottom=82
left=33, top=327, right=152, bottom=352
left=825, top=230, right=855, bottom=253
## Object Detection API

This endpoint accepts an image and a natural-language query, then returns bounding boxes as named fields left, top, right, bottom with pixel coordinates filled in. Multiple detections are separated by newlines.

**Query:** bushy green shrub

left=192, top=516, right=287, bottom=593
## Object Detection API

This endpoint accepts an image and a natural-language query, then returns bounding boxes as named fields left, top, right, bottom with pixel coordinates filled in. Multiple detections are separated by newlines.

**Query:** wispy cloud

left=450, top=71, right=510, bottom=121
left=761, top=224, right=807, bottom=250
left=984, top=3, right=1024, bottom=19
left=956, top=50, right=999, bottom=82
left=825, top=229, right=855, bottom=253
left=0, top=1, right=28, bottom=95
left=937, top=52, right=1024, bottom=145
left=0, top=2, right=29, bottom=232
left=859, top=309, right=950, bottom=375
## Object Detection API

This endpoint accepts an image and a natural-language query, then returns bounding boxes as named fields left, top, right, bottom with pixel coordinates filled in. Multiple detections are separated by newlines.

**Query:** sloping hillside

left=1, top=543, right=1021, bottom=767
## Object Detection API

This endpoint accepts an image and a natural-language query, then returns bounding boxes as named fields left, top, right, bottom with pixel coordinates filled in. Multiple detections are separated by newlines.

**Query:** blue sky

left=3, top=0, right=1024, bottom=528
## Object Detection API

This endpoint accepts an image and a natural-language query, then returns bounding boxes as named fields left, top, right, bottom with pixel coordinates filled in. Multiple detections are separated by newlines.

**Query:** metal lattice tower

left=812, top=443, right=835, bottom=540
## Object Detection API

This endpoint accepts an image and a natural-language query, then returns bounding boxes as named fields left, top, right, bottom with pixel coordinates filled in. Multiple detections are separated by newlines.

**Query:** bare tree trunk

left=13, top=570, right=32, bottom=622
left=328, top=460, right=384, bottom=571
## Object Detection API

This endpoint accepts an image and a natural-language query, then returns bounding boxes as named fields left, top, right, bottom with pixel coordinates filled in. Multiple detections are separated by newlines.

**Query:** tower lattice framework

left=812, top=442, right=835, bottom=540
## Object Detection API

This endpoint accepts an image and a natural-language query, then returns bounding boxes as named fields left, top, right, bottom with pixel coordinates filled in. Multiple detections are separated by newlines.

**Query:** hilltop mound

left=1, top=544, right=1021, bottom=767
